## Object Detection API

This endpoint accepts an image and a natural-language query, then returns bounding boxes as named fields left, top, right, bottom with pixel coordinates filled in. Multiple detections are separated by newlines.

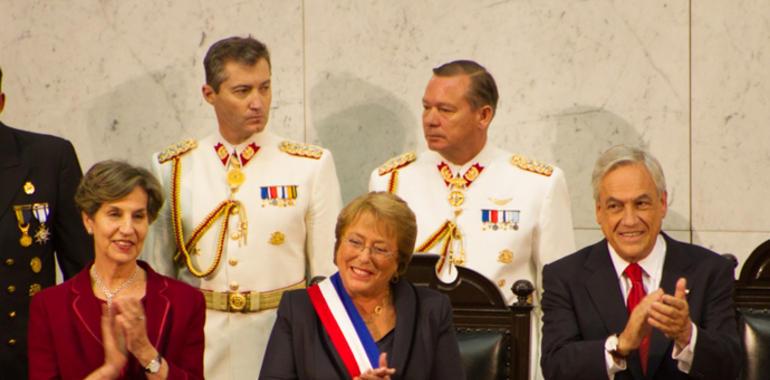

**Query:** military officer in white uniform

left=369, top=60, right=574, bottom=380
left=143, top=36, right=342, bottom=380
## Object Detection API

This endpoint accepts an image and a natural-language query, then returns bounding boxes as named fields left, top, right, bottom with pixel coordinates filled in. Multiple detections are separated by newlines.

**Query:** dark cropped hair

left=75, top=160, right=164, bottom=223
left=204, top=36, right=271, bottom=92
left=433, top=60, right=499, bottom=116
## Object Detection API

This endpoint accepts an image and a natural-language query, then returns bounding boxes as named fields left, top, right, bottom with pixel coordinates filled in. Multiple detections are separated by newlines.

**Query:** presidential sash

left=307, top=273, right=380, bottom=377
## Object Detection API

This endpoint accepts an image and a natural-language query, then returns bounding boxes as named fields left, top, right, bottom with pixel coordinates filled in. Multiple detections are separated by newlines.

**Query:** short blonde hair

left=75, top=160, right=164, bottom=223
left=334, top=192, right=417, bottom=276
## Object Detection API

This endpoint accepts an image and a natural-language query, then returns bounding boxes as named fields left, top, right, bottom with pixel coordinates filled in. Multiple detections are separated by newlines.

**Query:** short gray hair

left=591, top=145, right=667, bottom=202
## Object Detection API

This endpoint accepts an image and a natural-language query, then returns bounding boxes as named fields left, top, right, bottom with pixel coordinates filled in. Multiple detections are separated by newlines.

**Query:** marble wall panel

left=7, top=1, right=767, bottom=259
left=691, top=0, right=770, bottom=249
left=693, top=231, right=769, bottom=278
left=304, top=0, right=691, bottom=236
left=0, top=0, right=304, bottom=169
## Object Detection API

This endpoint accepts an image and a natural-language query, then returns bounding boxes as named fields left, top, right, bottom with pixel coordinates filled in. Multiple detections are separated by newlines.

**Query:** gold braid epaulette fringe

left=378, top=152, right=416, bottom=194
left=378, top=152, right=417, bottom=176
left=169, top=157, right=239, bottom=278
left=279, top=140, right=323, bottom=159
left=510, top=154, right=554, bottom=176
left=158, top=139, right=197, bottom=164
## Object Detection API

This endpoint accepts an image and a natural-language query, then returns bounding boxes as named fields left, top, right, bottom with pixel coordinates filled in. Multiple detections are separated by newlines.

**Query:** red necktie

left=624, top=263, right=649, bottom=374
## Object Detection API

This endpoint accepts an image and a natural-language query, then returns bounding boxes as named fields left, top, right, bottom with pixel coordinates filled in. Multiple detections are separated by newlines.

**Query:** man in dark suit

left=0, top=66, right=92, bottom=379
left=541, top=145, right=740, bottom=380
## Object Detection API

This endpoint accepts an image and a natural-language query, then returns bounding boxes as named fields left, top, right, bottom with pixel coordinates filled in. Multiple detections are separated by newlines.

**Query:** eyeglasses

left=343, top=237, right=395, bottom=259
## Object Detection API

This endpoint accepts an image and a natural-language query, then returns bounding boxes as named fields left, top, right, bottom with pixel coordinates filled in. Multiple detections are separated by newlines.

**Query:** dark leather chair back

left=405, top=254, right=533, bottom=380
left=737, top=308, right=770, bottom=380
left=734, top=240, right=770, bottom=380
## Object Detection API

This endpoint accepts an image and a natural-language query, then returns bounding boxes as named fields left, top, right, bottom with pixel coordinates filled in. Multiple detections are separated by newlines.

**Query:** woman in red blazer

left=28, top=160, right=205, bottom=379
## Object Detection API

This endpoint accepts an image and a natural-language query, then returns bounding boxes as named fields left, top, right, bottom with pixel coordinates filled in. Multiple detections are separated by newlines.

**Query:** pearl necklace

left=90, top=265, right=139, bottom=310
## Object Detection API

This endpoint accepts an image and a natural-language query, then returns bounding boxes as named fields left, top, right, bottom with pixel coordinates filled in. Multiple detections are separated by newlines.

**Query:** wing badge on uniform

left=489, top=197, right=512, bottom=206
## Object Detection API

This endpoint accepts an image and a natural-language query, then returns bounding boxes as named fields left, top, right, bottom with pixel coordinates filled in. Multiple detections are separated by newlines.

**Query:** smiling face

left=422, top=74, right=491, bottom=165
left=335, top=212, right=399, bottom=299
left=595, top=163, right=668, bottom=263
left=82, top=186, right=149, bottom=266
left=203, top=58, right=272, bottom=145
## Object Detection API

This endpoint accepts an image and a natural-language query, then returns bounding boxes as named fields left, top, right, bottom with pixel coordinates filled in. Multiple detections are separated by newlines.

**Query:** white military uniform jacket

left=143, top=130, right=341, bottom=380
left=369, top=144, right=574, bottom=380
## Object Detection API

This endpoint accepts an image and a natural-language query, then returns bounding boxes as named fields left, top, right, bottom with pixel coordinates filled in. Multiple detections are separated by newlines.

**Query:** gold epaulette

left=510, top=154, right=553, bottom=176
left=157, top=139, right=198, bottom=163
left=279, top=140, right=323, bottom=159
left=378, top=152, right=417, bottom=176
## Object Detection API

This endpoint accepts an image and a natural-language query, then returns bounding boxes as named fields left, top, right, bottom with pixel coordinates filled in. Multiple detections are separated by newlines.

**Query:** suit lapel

left=389, top=280, right=417, bottom=377
left=70, top=267, right=106, bottom=366
left=0, top=123, right=27, bottom=222
left=142, top=263, right=171, bottom=348
left=584, top=241, right=648, bottom=379
left=646, top=234, right=692, bottom=377
left=584, top=241, right=628, bottom=336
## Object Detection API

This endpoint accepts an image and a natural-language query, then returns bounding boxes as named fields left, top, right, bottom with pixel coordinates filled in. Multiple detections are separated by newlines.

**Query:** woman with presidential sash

left=260, top=192, right=465, bottom=380
left=27, top=161, right=205, bottom=379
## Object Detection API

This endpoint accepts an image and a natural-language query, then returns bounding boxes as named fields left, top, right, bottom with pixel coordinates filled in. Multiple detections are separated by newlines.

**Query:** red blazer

left=27, top=261, right=205, bottom=379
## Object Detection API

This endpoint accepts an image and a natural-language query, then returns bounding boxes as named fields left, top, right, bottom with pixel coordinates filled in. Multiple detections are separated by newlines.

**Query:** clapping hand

left=355, top=353, right=396, bottom=380
left=85, top=304, right=128, bottom=380
left=648, top=278, right=693, bottom=349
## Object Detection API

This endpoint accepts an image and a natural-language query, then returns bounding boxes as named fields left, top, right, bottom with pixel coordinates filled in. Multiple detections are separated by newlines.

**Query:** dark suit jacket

left=27, top=261, right=205, bottom=379
left=260, top=279, right=465, bottom=380
left=541, top=234, right=740, bottom=380
left=0, top=121, right=92, bottom=379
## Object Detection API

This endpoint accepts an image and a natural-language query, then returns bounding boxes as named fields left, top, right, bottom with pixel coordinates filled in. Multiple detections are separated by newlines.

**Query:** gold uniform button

left=228, top=258, right=238, bottom=266
left=4, top=258, right=14, bottom=266
left=229, top=281, right=239, bottom=291
left=8, top=339, right=16, bottom=346
left=7, top=285, right=16, bottom=294
left=8, top=311, right=16, bottom=318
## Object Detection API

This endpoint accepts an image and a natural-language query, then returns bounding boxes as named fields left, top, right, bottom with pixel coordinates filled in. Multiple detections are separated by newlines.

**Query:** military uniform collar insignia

left=213, top=141, right=260, bottom=168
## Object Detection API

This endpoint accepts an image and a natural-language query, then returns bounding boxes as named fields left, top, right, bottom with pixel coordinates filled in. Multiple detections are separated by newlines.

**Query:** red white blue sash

left=307, top=272, right=380, bottom=377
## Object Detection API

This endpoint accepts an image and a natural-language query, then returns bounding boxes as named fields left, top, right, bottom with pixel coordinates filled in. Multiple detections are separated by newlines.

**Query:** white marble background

left=1, top=0, right=768, bottom=275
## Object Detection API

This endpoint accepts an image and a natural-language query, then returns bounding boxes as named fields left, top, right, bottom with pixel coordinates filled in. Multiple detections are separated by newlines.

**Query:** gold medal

left=29, top=283, right=42, bottom=296
left=30, top=257, right=42, bottom=273
left=269, top=231, right=285, bottom=245
left=497, top=249, right=513, bottom=264
left=227, top=167, right=245, bottom=189
left=19, top=224, right=32, bottom=247
left=34, top=224, right=50, bottom=244
left=448, top=190, right=464, bottom=207
left=24, top=182, right=35, bottom=195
